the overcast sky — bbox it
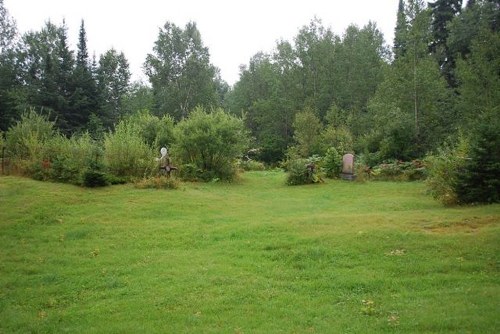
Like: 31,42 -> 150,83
5,0 -> 400,85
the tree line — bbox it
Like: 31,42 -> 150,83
1,0 -> 499,166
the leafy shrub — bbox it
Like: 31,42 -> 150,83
286,156 -> 324,186
104,118 -> 156,179
128,110 -> 176,149
174,107 -> 249,182
293,109 -> 323,157
425,137 -> 469,205
41,133 -> 99,185
5,110 -> 56,170
323,147 -> 342,178
371,160 -> 426,181
239,159 -> 266,171
320,126 -> 353,156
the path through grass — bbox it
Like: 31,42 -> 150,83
1,172 -> 499,333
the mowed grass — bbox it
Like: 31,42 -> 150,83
0,171 -> 499,333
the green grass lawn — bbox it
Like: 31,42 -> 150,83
1,171 -> 499,333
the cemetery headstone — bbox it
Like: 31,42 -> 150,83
341,153 -> 356,181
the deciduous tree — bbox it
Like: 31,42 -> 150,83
144,22 -> 219,120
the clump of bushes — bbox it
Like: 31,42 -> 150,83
426,112 -> 500,205
285,155 -> 324,186
322,147 -> 343,178
239,159 -> 266,171
425,137 -> 469,205
174,107 -> 249,182
103,118 -> 156,179
370,160 -> 426,181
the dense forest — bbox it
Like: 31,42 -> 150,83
0,0 -> 499,202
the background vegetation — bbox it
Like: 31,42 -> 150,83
1,0 -> 499,201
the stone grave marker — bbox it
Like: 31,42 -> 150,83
341,153 -> 356,180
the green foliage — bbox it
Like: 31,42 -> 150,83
455,26 -> 500,130
144,21 -> 220,120
292,108 -> 323,157
5,109 -> 56,160
226,19 -> 387,162
127,110 -> 175,149
174,107 -> 249,182
455,112 -> 500,204
368,1 -> 453,160
96,48 -> 131,128
82,160 -> 109,188
322,147 -> 342,178
425,136 -> 469,205
320,125 -> 353,155
18,132 -> 101,185
239,159 -> 266,171
286,155 -> 324,186
371,160 -> 427,181
103,118 -> 155,179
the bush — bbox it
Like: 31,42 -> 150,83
286,156 -> 324,186
82,160 -> 110,187
425,137 -> 469,205
320,126 -> 353,156
5,110 -> 56,159
371,160 -> 426,181
128,110 -> 176,149
174,107 -> 249,182
323,147 -> 342,178
239,159 -> 266,171
104,118 -> 156,179
82,170 -> 109,187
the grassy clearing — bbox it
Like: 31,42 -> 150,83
0,171 -> 499,333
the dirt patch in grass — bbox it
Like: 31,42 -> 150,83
420,216 -> 499,234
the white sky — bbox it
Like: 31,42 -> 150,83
4,0 -> 399,85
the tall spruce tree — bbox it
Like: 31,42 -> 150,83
97,49 -> 131,128
17,21 -> 74,129
394,0 -> 409,60
429,0 -> 463,87
69,19 -> 98,133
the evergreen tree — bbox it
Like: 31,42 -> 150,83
97,49 -> 131,128
429,0 -> 463,87
455,112 -> 500,203
69,19 -> 98,134
17,21 -> 74,129
455,25 -> 500,129
367,0 -> 452,159
394,0 -> 409,59
76,20 -> 89,68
